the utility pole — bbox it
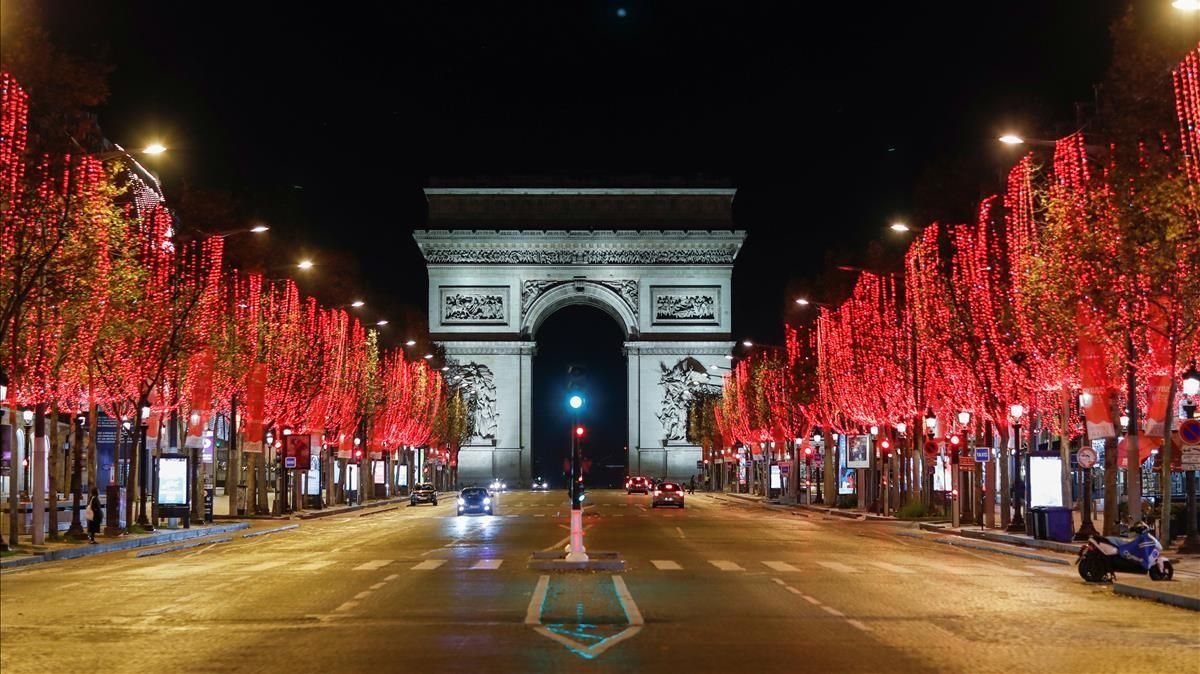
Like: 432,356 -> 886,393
566,367 -> 588,563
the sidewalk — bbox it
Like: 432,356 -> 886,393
0,521 -> 251,570
715,491 -> 899,521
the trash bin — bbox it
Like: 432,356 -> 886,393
1030,507 -> 1049,540
1042,506 -> 1075,542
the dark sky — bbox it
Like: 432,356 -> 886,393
34,0 -> 1126,345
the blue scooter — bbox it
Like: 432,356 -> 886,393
1077,522 -> 1174,583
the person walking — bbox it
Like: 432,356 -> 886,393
688,477 -> 696,495
85,487 -> 103,544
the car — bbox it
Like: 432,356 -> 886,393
651,481 -> 685,508
409,483 -> 437,506
531,477 -> 550,491
627,476 -> 650,494
457,487 -> 494,516
488,478 -> 507,494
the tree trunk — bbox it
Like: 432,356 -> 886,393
68,412 -> 84,538
1125,340 -> 1142,525
999,424 -> 1011,529
87,402 -> 97,497
47,405 -> 60,540
1103,391 -> 1120,535
985,420 -> 996,528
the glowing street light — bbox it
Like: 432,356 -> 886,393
1173,0 -> 1200,11
890,222 -> 911,232
350,300 -> 365,308
568,394 -> 584,410
742,340 -> 753,348
1010,403 -> 1025,420
297,259 -> 314,270
405,339 -> 417,347
957,410 -> 972,426
998,134 -> 1025,145
143,142 -> 167,155
376,319 -> 388,326
423,353 -> 433,360
1182,361 -> 1200,396
249,225 -> 270,233
794,298 -> 810,306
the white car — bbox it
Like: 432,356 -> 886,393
488,479 -> 507,495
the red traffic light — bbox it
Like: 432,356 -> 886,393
950,435 -> 961,447
354,449 -> 363,460
804,446 -> 813,456
575,425 -> 585,437
880,439 -> 891,451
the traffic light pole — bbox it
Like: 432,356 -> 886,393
566,402 -> 587,562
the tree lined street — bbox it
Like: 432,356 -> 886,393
2,489 -> 1194,673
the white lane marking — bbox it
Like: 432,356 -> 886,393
651,560 -> 682,570
353,559 -> 392,571
542,536 -> 570,552
334,601 -> 358,612
816,561 -> 859,574
612,575 -> 644,626
534,514 -> 546,517
298,560 -> 335,571
675,526 -> 685,538
525,575 -> 550,625
785,586 -> 803,595
385,574 -> 399,581
471,559 -> 503,570
821,606 -> 845,617
370,582 -> 386,590
709,560 -> 745,571
763,561 -> 800,572
771,577 -> 787,586
354,591 -> 371,600
442,538 -> 463,548
411,559 -> 445,571
869,561 -> 914,574
800,594 -> 821,605
847,619 -> 872,631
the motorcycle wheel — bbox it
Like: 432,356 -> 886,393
1149,560 -> 1174,581
1078,552 -> 1109,583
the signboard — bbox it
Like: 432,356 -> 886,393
1029,456 -> 1064,507
156,456 -> 189,506
1180,419 -> 1200,446
769,464 -> 782,489
284,456 -> 297,469
696,460 -> 704,470
846,435 -> 871,468
974,446 -> 991,463
1181,445 -> 1200,472
1077,446 -> 1097,469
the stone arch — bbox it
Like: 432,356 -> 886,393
520,281 -> 639,340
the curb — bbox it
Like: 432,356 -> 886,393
1,522 -> 251,570
296,497 -> 408,520
1112,581 -> 1200,611
135,536 -> 233,558
897,531 -> 1071,565
242,524 -> 299,538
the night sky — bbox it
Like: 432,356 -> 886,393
18,1 -> 1131,475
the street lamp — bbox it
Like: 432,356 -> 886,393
405,339 -> 417,347
924,408 -> 937,434
565,387 -> 588,562
423,353 -> 433,360
350,300 -> 365,308
957,411 -> 971,426
1007,403 -> 1026,533
296,259 -> 314,270
1183,361 -> 1200,398
376,320 -> 389,326
1174,0 -> 1200,10
998,134 -> 1025,145
143,142 -> 167,155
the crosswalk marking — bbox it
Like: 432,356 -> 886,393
353,560 -> 393,571
816,561 -> 859,574
869,561 -> 914,574
709,560 -> 745,571
651,560 -> 682,570
470,559 -> 503,570
297,560 -> 335,572
762,561 -> 800,572
411,560 -> 445,571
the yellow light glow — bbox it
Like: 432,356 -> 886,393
143,143 -> 167,155
297,260 -> 314,270
998,134 -> 1025,145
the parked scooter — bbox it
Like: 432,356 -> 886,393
1076,521 -> 1174,583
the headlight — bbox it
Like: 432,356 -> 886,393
483,497 -> 491,505
457,498 -> 465,506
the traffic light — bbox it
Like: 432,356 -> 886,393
353,448 -> 363,464
804,446 -> 813,457
949,434 -> 961,447
880,439 -> 891,454
575,425 -> 585,437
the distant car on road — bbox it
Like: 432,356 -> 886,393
651,481 -> 685,508
627,476 -> 650,494
531,477 -> 550,491
457,487 -> 494,516
409,483 -> 437,506
488,478 -> 507,495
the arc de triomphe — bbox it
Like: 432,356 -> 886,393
415,187 -> 744,486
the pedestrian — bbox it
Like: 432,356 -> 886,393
688,477 -> 695,494
85,487 -> 103,543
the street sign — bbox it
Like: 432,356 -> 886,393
284,455 -> 297,469
696,460 -> 704,470
1182,445 -> 1200,472
1077,446 -> 1097,469
1180,419 -> 1200,446
974,447 -> 991,463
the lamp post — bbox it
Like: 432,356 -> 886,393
136,403 -> 153,530
1178,363 -> 1200,553
1007,404 -> 1026,533
0,368 -> 10,551
924,408 -> 937,508
957,410 -> 972,525
1075,393 -> 1100,541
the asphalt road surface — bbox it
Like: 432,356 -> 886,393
1,489 -> 1195,673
